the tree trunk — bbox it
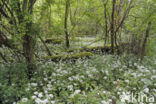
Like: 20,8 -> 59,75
140,21 -> 151,60
104,1 -> 108,46
23,31 -> 36,78
39,36 -> 52,56
22,0 -> 37,78
65,0 -> 70,48
110,0 -> 116,53
49,6 -> 52,28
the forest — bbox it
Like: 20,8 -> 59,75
0,0 -> 156,104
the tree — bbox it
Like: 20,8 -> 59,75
110,0 -> 116,53
103,0 -> 108,46
65,0 -> 70,48
0,0 -> 37,78
141,21 -> 151,60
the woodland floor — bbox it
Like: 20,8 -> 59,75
0,36 -> 156,104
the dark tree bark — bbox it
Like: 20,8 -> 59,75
110,0 -> 116,53
65,0 -> 70,48
23,31 -> 36,78
140,21 -> 151,60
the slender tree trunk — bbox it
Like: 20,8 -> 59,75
39,36 -> 52,56
110,0 -> 116,53
65,0 -> 70,48
104,1 -> 108,46
49,6 -> 52,28
140,21 -> 151,60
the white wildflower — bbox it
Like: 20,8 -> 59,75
120,92 -> 131,102
131,73 -> 137,77
113,81 -> 117,84
22,98 -> 28,102
101,100 -> 109,104
44,90 -> 48,94
34,91 -> 38,95
151,75 -> 156,80
109,99 -> 112,102
35,98 -> 42,104
44,78 -> 48,81
47,84 -> 52,88
71,90 -> 81,97
26,88 -> 30,91
125,80 -> 130,84
105,70 -> 109,75
144,88 -> 149,93
38,92 -> 43,98
134,63 -> 137,66
51,101 -> 55,104
49,94 -> 54,98
103,91 -> 106,94
74,90 -> 81,94
68,77 -> 73,81
67,85 -> 73,91
117,92 -> 121,95
32,96 -> 37,99
104,76 -> 107,79
31,83 -> 37,87
42,99 -> 48,104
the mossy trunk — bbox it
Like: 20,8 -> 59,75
22,0 -> 37,78
23,33 -> 36,78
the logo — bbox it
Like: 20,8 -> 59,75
120,92 -> 155,103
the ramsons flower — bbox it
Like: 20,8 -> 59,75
31,83 -> 37,87
38,92 -> 43,98
101,100 -> 109,104
22,98 -> 28,102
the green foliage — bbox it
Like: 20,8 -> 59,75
0,63 -> 28,104
146,37 -> 156,57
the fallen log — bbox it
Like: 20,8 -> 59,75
60,45 -> 112,54
54,43 -> 130,55
43,52 -> 94,62
45,38 -> 63,44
